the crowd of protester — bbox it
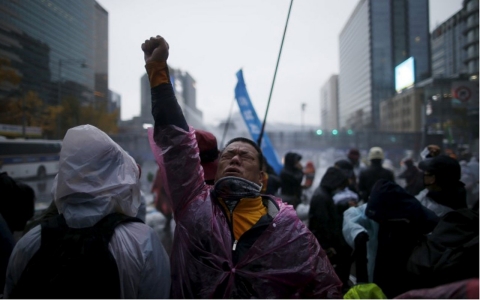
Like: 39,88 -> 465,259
0,34 -> 477,299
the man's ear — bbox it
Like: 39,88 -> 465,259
258,170 -> 265,185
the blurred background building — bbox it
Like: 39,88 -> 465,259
0,0 -> 478,162
0,0 -> 119,139
319,0 -> 479,156
320,75 -> 339,131
338,0 -> 430,131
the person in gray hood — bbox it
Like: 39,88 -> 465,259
4,125 -> 170,299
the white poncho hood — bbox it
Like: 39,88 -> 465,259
52,125 -> 140,228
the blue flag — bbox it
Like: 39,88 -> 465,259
234,69 -> 283,175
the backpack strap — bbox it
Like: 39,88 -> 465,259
93,213 -> 144,245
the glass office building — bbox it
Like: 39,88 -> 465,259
431,11 -> 467,78
0,0 -> 99,107
94,1 -> 108,102
339,0 -> 430,130
463,0 -> 479,77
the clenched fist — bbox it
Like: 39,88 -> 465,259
141,35 -> 169,64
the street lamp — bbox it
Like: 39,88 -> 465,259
301,103 -> 306,132
57,58 -> 87,139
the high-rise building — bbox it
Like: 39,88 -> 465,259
140,68 -> 203,128
320,75 -> 339,131
338,0 -> 430,130
430,0 -> 479,78
0,0 -> 98,102
174,70 -> 203,126
140,73 -> 150,123
107,89 -> 121,115
463,0 -> 479,77
0,0 -> 109,137
94,2 -> 108,103
431,9 -> 469,79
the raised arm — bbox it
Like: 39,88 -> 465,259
142,36 -> 205,215
142,36 -> 188,131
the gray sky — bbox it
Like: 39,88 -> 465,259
96,0 -> 463,127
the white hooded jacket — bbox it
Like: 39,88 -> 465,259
4,125 -> 170,298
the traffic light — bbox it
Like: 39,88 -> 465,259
332,129 -> 338,135
347,129 -> 353,135
316,129 -> 323,135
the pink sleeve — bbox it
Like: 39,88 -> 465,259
148,126 -> 206,215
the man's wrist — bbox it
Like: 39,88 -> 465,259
145,61 -> 170,88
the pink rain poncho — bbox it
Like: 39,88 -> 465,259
149,125 -> 342,298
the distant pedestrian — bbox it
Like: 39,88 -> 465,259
335,159 -> 359,195
398,158 -> 423,196
261,157 -> 281,196
347,148 -> 366,180
280,152 -> 304,209
358,147 -> 395,203
418,155 -> 467,217
309,167 -> 355,292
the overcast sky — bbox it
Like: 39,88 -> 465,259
96,0 -> 464,127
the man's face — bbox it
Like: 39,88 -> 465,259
215,141 -> 264,185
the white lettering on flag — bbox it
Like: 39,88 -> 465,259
238,97 -> 249,107
248,123 -> 261,134
243,110 -> 254,121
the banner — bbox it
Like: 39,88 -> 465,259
234,69 -> 283,175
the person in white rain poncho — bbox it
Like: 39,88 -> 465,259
4,125 -> 170,299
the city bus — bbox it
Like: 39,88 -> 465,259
0,137 -> 62,179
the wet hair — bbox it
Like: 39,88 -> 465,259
224,137 -> 263,170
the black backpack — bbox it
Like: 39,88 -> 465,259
10,213 -> 143,299
407,208 -> 479,289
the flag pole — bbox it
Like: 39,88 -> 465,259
257,0 -> 294,147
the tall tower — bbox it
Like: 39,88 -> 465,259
320,75 -> 339,131
463,0 -> 479,77
338,0 -> 430,130
140,73 -> 151,123
94,2 -> 109,103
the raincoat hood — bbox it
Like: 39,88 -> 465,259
284,152 -> 302,170
52,125 -> 140,228
320,167 -> 348,192
366,179 -> 438,232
